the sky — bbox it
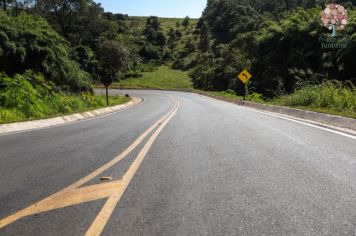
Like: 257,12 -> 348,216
94,0 -> 207,18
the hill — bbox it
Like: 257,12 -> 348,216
121,66 -> 193,90
127,16 -> 198,33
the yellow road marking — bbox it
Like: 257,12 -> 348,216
0,95 -> 180,233
86,98 -> 180,236
0,180 -> 122,224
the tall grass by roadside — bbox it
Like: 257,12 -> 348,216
0,72 -> 130,124
196,81 -> 356,118
271,81 -> 356,117
0,94 -> 129,124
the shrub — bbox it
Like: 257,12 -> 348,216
226,89 -> 237,95
0,72 -> 128,123
273,80 -> 356,112
0,12 -> 91,92
247,93 -> 264,103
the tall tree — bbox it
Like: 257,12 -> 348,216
96,40 -> 128,105
34,0 -> 106,45
198,22 -> 210,52
143,16 -> 166,46
182,16 -> 190,28
167,29 -> 181,55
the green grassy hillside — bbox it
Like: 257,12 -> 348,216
127,16 -> 198,33
120,66 -> 193,90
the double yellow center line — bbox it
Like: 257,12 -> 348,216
0,94 -> 180,236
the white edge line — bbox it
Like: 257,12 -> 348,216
196,94 -> 356,140
0,98 -> 147,137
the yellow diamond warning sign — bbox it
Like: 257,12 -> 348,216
238,69 -> 252,84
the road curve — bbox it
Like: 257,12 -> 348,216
0,90 -> 356,236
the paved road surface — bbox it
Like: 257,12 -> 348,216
1,90 -> 356,236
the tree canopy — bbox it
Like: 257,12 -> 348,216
186,0 -> 356,97
0,12 -> 91,91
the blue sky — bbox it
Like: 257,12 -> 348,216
94,0 -> 207,18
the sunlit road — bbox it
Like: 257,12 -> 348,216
1,90 -> 356,236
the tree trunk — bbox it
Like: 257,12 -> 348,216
2,0 -> 6,11
15,0 -> 19,16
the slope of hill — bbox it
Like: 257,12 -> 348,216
127,16 -> 198,33
120,66 -> 193,90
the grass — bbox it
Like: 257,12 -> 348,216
209,91 -> 244,100
197,91 -> 244,100
120,66 -> 193,90
284,106 -> 356,119
199,81 -> 356,119
0,94 -> 130,124
195,90 -> 263,102
127,16 -> 198,34
270,81 -> 356,119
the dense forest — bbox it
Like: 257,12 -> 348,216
1,1 -> 130,92
0,0 -> 355,100
183,0 -> 356,97
0,0 -> 159,122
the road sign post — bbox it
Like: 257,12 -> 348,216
243,83 -> 249,101
238,69 -> 252,101
105,85 -> 109,106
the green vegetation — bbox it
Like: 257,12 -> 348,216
127,16 -> 198,34
198,81 -> 356,119
120,66 -> 193,90
0,72 -> 129,124
0,12 -> 91,92
0,1 -> 199,90
196,90 -> 264,103
271,81 -> 356,118
0,1 -> 137,124
0,0 -> 355,122
208,91 -> 243,100
184,1 -> 356,98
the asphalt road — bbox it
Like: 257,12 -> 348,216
1,90 -> 356,236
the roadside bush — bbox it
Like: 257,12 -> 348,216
0,12 -> 91,92
172,59 -> 185,70
225,89 -> 237,95
0,72 -> 44,115
0,72 -> 128,123
247,93 -> 264,103
139,44 -> 161,61
273,81 -> 356,112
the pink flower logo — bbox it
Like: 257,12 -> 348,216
321,4 -> 348,36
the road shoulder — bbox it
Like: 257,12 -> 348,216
195,92 -> 356,135
0,97 -> 142,135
